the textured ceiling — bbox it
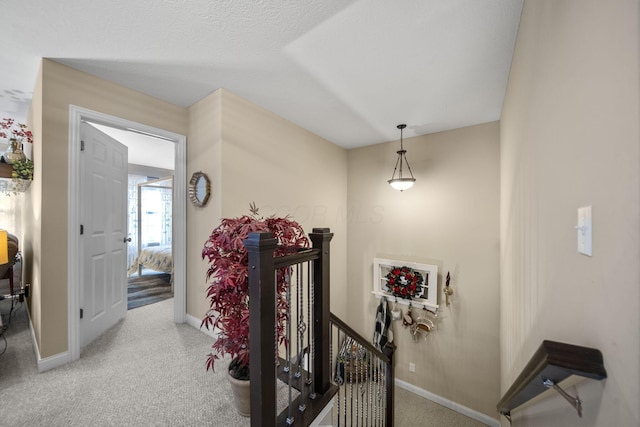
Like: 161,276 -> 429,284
1,0 -> 523,149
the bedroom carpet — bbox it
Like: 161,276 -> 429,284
127,273 -> 173,310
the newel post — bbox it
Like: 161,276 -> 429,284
244,232 -> 278,427
309,227 -> 333,396
384,342 -> 396,426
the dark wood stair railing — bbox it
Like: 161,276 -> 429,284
244,228 -> 395,426
329,312 -> 396,426
497,340 -> 607,423
245,228 -> 335,427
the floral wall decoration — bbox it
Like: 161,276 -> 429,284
385,266 -> 425,300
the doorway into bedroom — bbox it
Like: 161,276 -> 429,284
89,123 -> 175,311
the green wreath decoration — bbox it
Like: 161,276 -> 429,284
385,266 -> 424,299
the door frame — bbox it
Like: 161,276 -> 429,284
68,105 -> 187,362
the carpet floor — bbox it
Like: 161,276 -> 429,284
0,298 -> 254,426
0,298 -> 490,426
127,273 -> 173,310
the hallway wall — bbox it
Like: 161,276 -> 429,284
187,89 -> 349,321
500,0 -> 639,424
32,59 -> 188,358
347,122 -> 501,417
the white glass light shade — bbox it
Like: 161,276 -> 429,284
388,124 -> 416,192
388,178 -> 415,191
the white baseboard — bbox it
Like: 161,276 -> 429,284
24,307 -> 213,372
185,312 -> 217,338
37,350 -> 70,372
26,304 -> 70,372
395,379 -> 501,427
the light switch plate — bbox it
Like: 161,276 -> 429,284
577,206 -> 592,256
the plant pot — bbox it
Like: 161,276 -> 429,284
227,369 -> 250,417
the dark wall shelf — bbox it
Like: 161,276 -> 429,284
0,163 -> 13,178
497,340 -> 607,420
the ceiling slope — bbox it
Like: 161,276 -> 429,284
1,0 -> 523,148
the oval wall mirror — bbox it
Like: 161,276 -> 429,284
188,171 -> 211,207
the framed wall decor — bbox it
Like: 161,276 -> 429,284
188,171 -> 210,207
372,257 -> 439,311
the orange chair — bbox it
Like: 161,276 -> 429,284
0,232 -> 19,295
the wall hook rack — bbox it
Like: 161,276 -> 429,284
422,304 -> 437,316
372,258 -> 439,312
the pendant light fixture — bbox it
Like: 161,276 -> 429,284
388,124 -> 416,191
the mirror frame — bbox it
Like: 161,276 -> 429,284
188,171 -> 211,207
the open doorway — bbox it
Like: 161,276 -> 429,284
126,176 -> 174,309
89,123 -> 176,311
68,105 -> 187,363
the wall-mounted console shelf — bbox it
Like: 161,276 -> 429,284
0,178 -> 31,194
497,340 -> 606,423
0,163 -> 31,194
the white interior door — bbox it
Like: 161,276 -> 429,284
80,122 -> 128,348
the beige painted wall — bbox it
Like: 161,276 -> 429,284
187,89 -> 349,321
33,59 -> 188,358
24,64 -> 42,300
500,0 -> 639,425
186,90 -> 222,318
29,61 -> 347,359
19,62 -> 43,348
347,122 -> 501,416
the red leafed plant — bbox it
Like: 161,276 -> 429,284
201,202 -> 309,380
